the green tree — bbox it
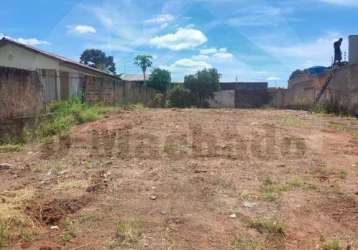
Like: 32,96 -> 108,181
184,68 -> 221,107
80,49 -> 116,74
148,68 -> 171,93
168,86 -> 194,108
134,55 -> 153,83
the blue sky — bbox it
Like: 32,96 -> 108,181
1,0 -> 357,86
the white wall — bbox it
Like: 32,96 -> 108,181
0,43 -> 93,101
0,43 -> 60,71
209,90 -> 236,108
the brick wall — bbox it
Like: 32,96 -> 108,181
0,66 -> 44,119
84,77 -> 157,105
270,64 -> 358,115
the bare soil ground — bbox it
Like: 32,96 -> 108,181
0,108 -> 357,250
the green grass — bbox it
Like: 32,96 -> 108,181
322,240 -> 342,250
261,177 -> 308,201
28,98 -> 115,140
0,144 -> 23,153
339,170 -> 348,179
60,232 -> 74,242
0,221 -> 9,247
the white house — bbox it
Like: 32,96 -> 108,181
0,37 -> 119,103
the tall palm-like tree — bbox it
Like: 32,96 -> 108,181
134,55 -> 153,84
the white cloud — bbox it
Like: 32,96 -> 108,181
69,25 -> 96,34
200,48 -> 218,55
145,14 -> 174,25
150,28 -> 208,50
15,38 -> 50,46
198,47 -> 233,60
267,76 -> 281,81
164,58 -> 212,73
200,48 -> 227,54
213,52 -> 234,59
320,0 -> 358,6
192,54 -> 210,61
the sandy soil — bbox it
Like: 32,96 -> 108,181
0,108 -> 357,250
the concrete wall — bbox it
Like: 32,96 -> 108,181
84,78 -> 157,105
0,67 -> 44,119
270,64 -> 358,115
236,89 -> 268,108
319,64 -> 358,114
0,43 -> 60,71
0,67 -> 44,140
209,90 -> 236,108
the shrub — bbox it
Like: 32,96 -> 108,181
168,86 -> 194,108
28,98 -> 114,140
149,93 -> 166,108
184,68 -> 220,107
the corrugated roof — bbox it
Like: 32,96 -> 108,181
120,74 -> 151,81
0,37 -> 119,79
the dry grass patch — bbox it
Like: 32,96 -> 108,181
322,239 -> 342,250
0,188 -> 38,247
279,114 -> 304,127
53,179 -> 89,191
112,220 -> 143,248
233,235 -> 264,250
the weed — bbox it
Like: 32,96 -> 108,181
0,144 -> 23,153
339,170 -> 347,179
115,220 -> 142,246
233,235 -> 263,250
60,232 -> 74,242
279,114 -> 304,127
260,177 -> 306,201
322,239 -> 342,250
351,130 -> 358,138
19,228 -> 35,241
78,213 -> 98,224
28,98 -> 115,140
311,104 -> 331,114
0,221 -> 9,247
54,179 -> 89,191
248,218 -> 285,237
328,122 -> 347,132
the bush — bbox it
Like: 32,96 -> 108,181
28,98 -> 114,140
149,93 -> 166,108
168,86 -> 194,108
184,68 -> 220,107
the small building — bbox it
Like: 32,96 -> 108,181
0,37 -> 120,103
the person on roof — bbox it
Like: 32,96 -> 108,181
334,38 -> 343,65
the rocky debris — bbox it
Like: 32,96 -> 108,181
150,195 -> 158,200
0,163 -> 13,171
86,170 -> 111,193
243,202 -> 257,208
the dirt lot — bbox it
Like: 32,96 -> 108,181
0,108 -> 357,250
